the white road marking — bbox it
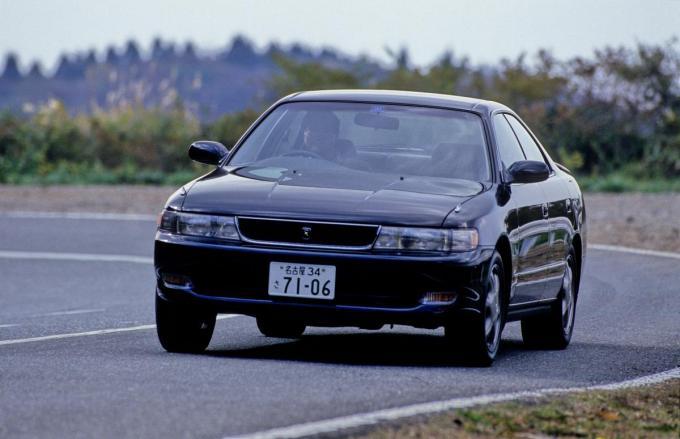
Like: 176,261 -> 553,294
2,211 -> 679,260
0,324 -> 156,346
0,314 -> 238,347
35,308 -> 106,317
226,367 -> 680,439
589,243 -> 680,260
0,211 -> 156,221
0,244 -> 677,268
0,250 -> 153,264
0,323 -> 20,328
0,222 -> 676,436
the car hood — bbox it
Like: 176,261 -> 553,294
181,166 -> 483,226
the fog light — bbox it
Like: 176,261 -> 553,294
422,292 -> 457,304
161,273 -> 192,290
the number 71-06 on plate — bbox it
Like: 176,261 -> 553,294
268,262 -> 336,300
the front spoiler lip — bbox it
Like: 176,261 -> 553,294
156,286 -> 480,330
157,286 -> 454,315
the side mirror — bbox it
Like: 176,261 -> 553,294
188,140 -> 229,165
507,160 -> 550,184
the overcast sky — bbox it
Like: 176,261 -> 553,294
1,0 -> 677,70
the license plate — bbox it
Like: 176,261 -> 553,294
268,262 -> 336,300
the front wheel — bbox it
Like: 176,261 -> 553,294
521,250 -> 577,349
445,251 -> 505,366
155,294 -> 216,353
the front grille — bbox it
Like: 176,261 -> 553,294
236,217 -> 379,249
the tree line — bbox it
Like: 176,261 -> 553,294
0,39 -> 677,188
269,41 -> 679,180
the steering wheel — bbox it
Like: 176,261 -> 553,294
281,150 -> 324,160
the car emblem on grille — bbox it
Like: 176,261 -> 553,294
301,226 -> 312,241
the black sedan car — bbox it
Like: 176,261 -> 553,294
155,90 -> 586,365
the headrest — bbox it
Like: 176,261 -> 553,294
301,111 -> 340,134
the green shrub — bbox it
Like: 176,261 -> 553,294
0,40 -> 678,190
579,173 -> 680,192
0,101 -> 257,185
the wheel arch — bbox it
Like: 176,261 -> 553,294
495,234 -> 513,312
571,233 -> 583,296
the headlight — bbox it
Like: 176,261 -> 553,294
373,227 -> 478,252
158,210 -> 240,241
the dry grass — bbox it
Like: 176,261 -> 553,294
355,379 -> 680,439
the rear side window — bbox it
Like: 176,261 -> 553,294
504,115 -> 546,163
493,114 -> 525,169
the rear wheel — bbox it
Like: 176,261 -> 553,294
256,316 -> 306,338
445,251 -> 505,366
155,294 -> 216,353
521,250 -> 577,349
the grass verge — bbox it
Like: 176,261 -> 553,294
3,163 -> 202,186
354,379 -> 679,438
3,166 -> 680,193
578,174 -> 680,193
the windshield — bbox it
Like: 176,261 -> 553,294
228,102 -> 490,183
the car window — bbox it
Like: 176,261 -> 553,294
228,102 -> 491,182
493,114 -> 525,169
504,115 -> 546,163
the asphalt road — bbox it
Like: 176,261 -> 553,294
0,216 -> 678,439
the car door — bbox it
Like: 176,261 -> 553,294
492,113 -> 551,305
505,114 -> 568,300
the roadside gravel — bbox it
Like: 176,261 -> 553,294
1,185 -> 678,252
0,185 -> 174,215
586,193 -> 679,252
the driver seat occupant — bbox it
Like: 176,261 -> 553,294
300,111 -> 356,161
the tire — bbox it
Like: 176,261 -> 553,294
256,316 -> 306,338
445,250 -> 505,366
155,294 -> 216,353
521,249 -> 577,349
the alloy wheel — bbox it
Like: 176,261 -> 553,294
484,266 -> 502,353
561,259 -> 575,334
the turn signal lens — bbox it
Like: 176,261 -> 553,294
422,292 -> 457,304
161,273 -> 192,289
450,229 -> 479,251
158,210 -> 178,231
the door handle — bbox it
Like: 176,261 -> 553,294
541,203 -> 549,218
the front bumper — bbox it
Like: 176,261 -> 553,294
154,232 -> 494,329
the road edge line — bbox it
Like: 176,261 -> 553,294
0,250 -> 153,264
0,211 -> 156,221
226,367 -> 680,439
2,212 -> 679,260
589,243 -> 680,260
0,315 -> 238,347
0,244 -> 678,267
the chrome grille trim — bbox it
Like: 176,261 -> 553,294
235,216 -> 381,250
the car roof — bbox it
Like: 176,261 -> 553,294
283,89 -> 510,115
